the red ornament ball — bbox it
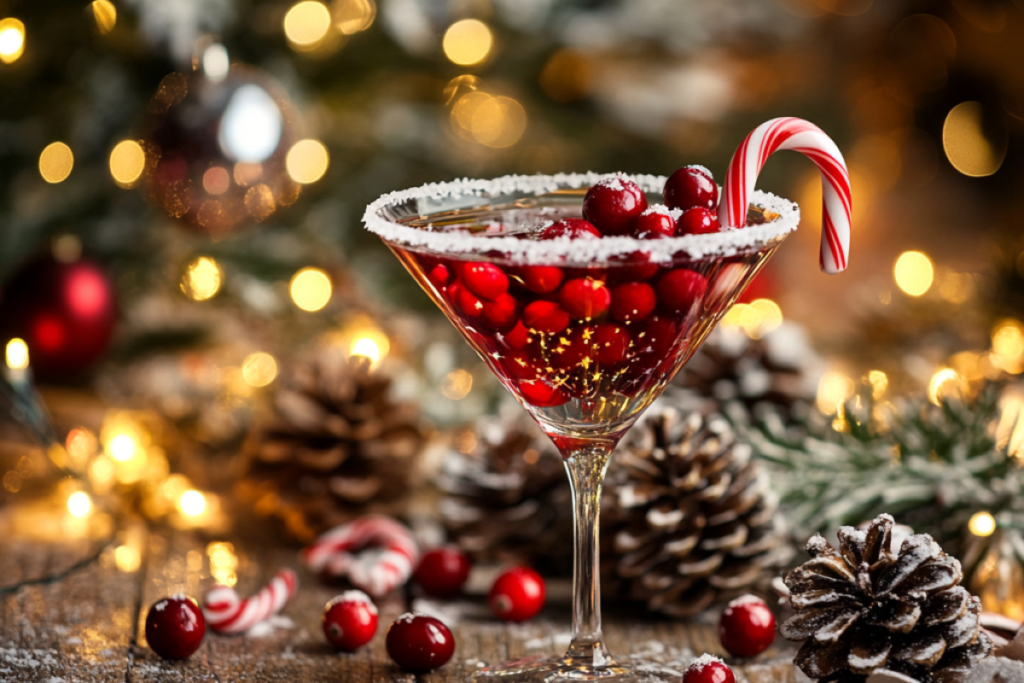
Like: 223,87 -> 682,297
488,567 -> 545,622
414,546 -> 471,598
718,595 -> 776,658
0,254 -> 117,379
145,596 -> 206,660
664,166 -> 718,212
583,176 -> 648,235
323,591 -> 379,651
683,655 -> 735,683
386,613 -> 455,672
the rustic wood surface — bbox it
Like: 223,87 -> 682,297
0,526 -> 807,682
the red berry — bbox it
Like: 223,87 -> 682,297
614,252 -> 660,281
550,326 -> 591,370
323,591 -> 378,651
664,166 -> 718,212
676,207 -> 721,236
504,351 -> 542,380
541,218 -> 602,240
632,210 -> 676,238
517,379 -> 569,408
427,264 -> 451,289
386,613 -> 455,672
592,324 -> 630,366
583,176 -> 648,235
503,321 -> 532,350
718,595 -> 776,658
523,300 -> 570,334
448,283 -> 484,319
559,278 -> 611,320
462,263 -> 509,300
488,567 -> 546,622
636,316 -> 678,358
519,265 -> 564,293
145,596 -> 205,660
610,282 -> 656,323
481,293 -> 520,332
683,655 -> 736,683
414,547 -> 471,598
657,269 -> 708,313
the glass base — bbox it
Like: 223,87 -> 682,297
472,655 -> 685,683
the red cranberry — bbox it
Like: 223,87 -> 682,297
519,265 -> 564,293
323,591 -> 378,652
664,166 -> 718,212
550,327 -> 591,370
386,613 -> 455,672
676,207 -> 721,236
448,283 -> 484,319
462,263 -> 509,300
414,547 -> 471,598
523,300 -> 570,334
145,596 -> 205,660
719,595 -> 776,658
657,269 -> 707,313
505,351 -> 542,380
610,282 -> 656,323
683,656 -> 735,683
637,316 -> 678,358
615,252 -> 660,281
583,176 -> 648,236
592,324 -> 630,366
481,293 -> 520,332
559,278 -> 611,321
427,264 -> 451,289
517,379 -> 568,408
489,567 -> 546,622
540,219 -> 601,240
503,321 -> 532,350
632,210 -> 676,238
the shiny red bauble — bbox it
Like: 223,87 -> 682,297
683,656 -> 735,683
718,596 -> 776,658
488,567 -> 546,622
676,207 -> 721,236
664,166 -> 718,212
583,177 -> 648,235
385,613 -> 455,672
322,591 -> 379,651
541,219 -> 602,240
145,596 -> 206,660
0,255 -> 117,379
414,547 -> 472,598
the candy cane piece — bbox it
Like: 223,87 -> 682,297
719,117 -> 852,274
203,568 -> 297,634
302,515 -> 420,597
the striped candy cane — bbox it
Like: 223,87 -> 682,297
302,515 -> 420,598
203,568 -> 297,634
719,117 -> 852,274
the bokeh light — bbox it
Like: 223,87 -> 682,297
202,43 -> 230,82
284,1 -> 332,51
290,267 -> 332,312
334,0 -> 376,34
39,142 -> 74,183
0,18 -> 25,64
178,490 -> 207,517
816,371 -> 855,414
739,299 -> 783,339
114,545 -> 141,572
540,50 -> 592,103
207,542 -> 239,586
968,511 -> 996,537
181,257 -> 223,301
109,140 -> 146,188
242,352 -> 278,387
203,167 -> 231,195
442,19 -> 493,66
5,338 -> 29,370
928,368 -> 962,405
894,251 -> 934,297
91,1 -> 116,35
867,370 -> 888,399
451,92 -> 528,148
67,491 -> 92,518
991,319 -> 1024,374
943,101 -> 1007,177
286,139 -> 329,184
442,368 -> 473,400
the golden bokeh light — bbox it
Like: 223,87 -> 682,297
451,92 -> 528,148
5,338 -> 29,370
349,330 -> 390,369
39,142 -> 74,183
178,490 -> 207,517
0,18 -> 25,64
284,1 -> 333,51
928,367 -> 962,405
442,368 -> 473,400
208,542 -> 239,587
290,267 -> 332,312
720,304 -> 747,330
943,101 -> 1007,177
89,455 -> 115,492
242,352 -> 278,387
991,319 -> 1024,374
867,370 -> 888,400
739,299 -> 783,339
107,433 -> 137,462
203,166 -> 231,195
91,0 -> 116,35
968,511 -> 996,537
286,139 -> 330,184
114,545 -> 141,572
67,491 -> 92,518
894,251 -> 934,297
181,256 -> 223,301
540,49 -> 592,103
442,19 -> 493,67
109,140 -> 146,188
334,0 -> 376,34
998,394 -> 1024,459
816,371 -> 855,414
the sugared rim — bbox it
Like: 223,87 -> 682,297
361,172 -> 800,264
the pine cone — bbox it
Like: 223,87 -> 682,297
437,411 -> 573,574
602,401 -> 788,617
242,349 -> 428,542
781,514 -> 992,683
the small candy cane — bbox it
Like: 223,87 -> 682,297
203,568 -> 297,634
303,515 -> 420,597
719,117 -> 852,274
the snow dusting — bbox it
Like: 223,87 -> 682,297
688,653 -> 724,671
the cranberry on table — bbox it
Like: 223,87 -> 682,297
718,595 -> 776,658
322,591 -> 378,652
145,596 -> 206,660
386,613 -> 455,672
540,218 -> 602,240
657,269 -> 708,313
488,567 -> 546,622
559,278 -> 611,321
414,546 -> 471,598
583,176 -> 648,235
683,655 -> 735,683
631,209 -> 677,239
664,166 -> 718,212
676,207 -> 721,236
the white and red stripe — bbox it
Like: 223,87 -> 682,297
302,515 -> 420,598
203,568 -> 297,634
719,117 -> 852,274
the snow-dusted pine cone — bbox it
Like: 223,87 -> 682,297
781,514 -> 992,683
602,402 -> 789,616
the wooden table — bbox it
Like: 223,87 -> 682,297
0,526 -> 807,682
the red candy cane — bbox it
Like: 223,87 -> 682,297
719,117 -> 852,274
203,568 -> 297,634
302,515 -> 420,597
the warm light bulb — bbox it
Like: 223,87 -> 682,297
67,491 -> 92,518
0,18 -> 25,64
181,256 -> 223,301
969,511 -> 996,537
109,140 -> 146,188
284,1 -> 332,50
5,338 -> 29,370
286,139 -> 329,184
108,433 -> 137,462
242,352 -> 278,387
39,142 -> 74,183
442,19 -> 493,66
894,251 -> 934,297
290,267 -> 332,312
178,490 -> 207,517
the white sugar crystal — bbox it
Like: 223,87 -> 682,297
688,653 -> 724,671
806,534 -> 830,553
684,164 -> 714,178
328,590 -> 378,614
596,173 -> 627,191
727,594 -> 765,608
640,203 -> 683,220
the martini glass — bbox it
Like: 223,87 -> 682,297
364,173 -> 799,682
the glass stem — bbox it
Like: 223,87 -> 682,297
563,444 -> 614,668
